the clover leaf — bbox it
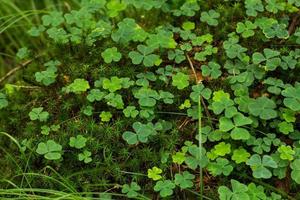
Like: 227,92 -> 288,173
247,183 -> 267,200
252,48 -> 281,71
200,9 -> 220,26
147,166 -> 162,181
69,135 -> 87,149
248,97 -> 277,120
291,159 -> 300,184
27,25 -> 45,37
122,122 -> 157,144
78,150 -> 92,163
100,111 -> 112,122
65,79 -> 90,94
35,65 -> 58,86
201,61 -> 222,79
122,182 -> 141,198
263,77 -> 285,95
278,121 -> 294,135
218,179 -> 250,200
104,93 -> 124,109
223,36 -> 248,60
277,145 -> 295,161
133,87 -> 160,107
146,29 -> 177,49
185,145 -> 208,170
236,20 -> 257,38
207,158 -> 233,176
174,171 -> 195,189
245,0 -> 264,16
106,0 -> 127,17
207,142 -> 231,160
29,107 -> 49,122
281,85 -> 300,111
102,76 -> 123,92
36,140 -> 62,160
263,23 -> 289,39
210,90 -> 235,116
42,11 -> 64,27
232,148 -> 251,164
101,47 -> 122,63
46,27 -> 69,44
172,152 -> 186,164
168,49 -> 185,64
246,154 -> 277,179
266,0 -> 285,13
87,89 -> 106,102
172,72 -> 189,90
129,45 -> 160,67
123,106 -> 139,118
0,93 -> 8,109
219,113 -> 253,140
16,47 -> 29,60
154,180 -> 175,197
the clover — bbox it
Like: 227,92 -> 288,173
291,159 -> 300,184
146,29 -> 177,49
265,0 -> 285,14
231,148 -> 251,164
236,20 -> 257,38
102,76 -> 123,92
190,84 -> 212,103
42,11 -> 64,27
78,150 -> 92,163
122,182 -> 141,198
185,145 -> 208,170
69,135 -> 87,149
29,107 -> 49,122
277,145 -> 295,161
129,45 -> 160,67
35,65 -> 58,86
207,158 -> 233,176
100,111 -> 112,122
245,0 -> 264,16
207,142 -> 231,160
278,121 -> 294,135
104,93 -> 124,109
246,154 -> 278,179
46,27 -> 69,44
147,166 -> 162,181
65,79 -> 90,94
218,179 -> 250,200
248,96 -> 277,120
123,106 -> 139,118
210,90 -> 235,116
122,122 -> 158,144
36,140 -> 62,160
87,89 -> 106,102
200,9 -> 220,26
172,72 -> 189,90
281,85 -> 300,111
174,171 -> 195,189
101,47 -> 122,63
219,113 -> 253,140
201,61 -> 222,79
154,180 -> 175,197
263,23 -> 289,39
133,87 -> 160,107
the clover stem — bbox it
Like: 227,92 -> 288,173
198,94 -> 203,200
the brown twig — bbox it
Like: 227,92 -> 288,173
185,53 -> 212,124
0,59 -> 33,85
288,10 -> 300,35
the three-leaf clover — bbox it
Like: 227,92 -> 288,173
277,145 -> 295,161
278,121 -> 294,135
281,85 -> 300,111
218,179 -> 250,200
207,158 -> 233,176
147,166 -> 162,181
78,150 -> 92,163
200,10 -> 220,26
245,0 -> 264,16
236,20 -> 257,38
201,61 -> 222,79
29,107 -> 49,122
133,87 -> 160,107
123,106 -> 139,118
87,89 -> 106,102
100,111 -> 112,122
129,45 -> 160,67
291,159 -> 300,184
246,154 -> 278,179
122,122 -> 157,144
36,140 -> 62,160
252,48 -> 281,71
263,23 -> 289,39
172,72 -> 189,90
210,90 -> 235,116
101,47 -> 122,63
122,182 -> 141,198
69,135 -> 87,149
102,76 -> 123,92
219,113 -> 253,140
154,180 -> 175,197
66,79 -> 90,94
174,171 -> 195,189
42,11 -> 64,27
248,97 -> 277,120
232,148 -> 251,164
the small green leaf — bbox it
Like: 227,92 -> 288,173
69,135 -> 87,149
148,166 -> 162,181
101,47 -> 122,63
172,72 -> 189,90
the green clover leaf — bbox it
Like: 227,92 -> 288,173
248,96 -> 277,120
36,140 -> 62,160
174,171 -> 195,189
277,145 -> 295,161
246,154 -> 277,179
200,9 -> 220,26
66,79 -> 90,94
266,0 -> 285,13
129,45 -> 160,67
102,76 -> 123,92
101,47 -> 122,63
42,11 -> 64,27
218,180 -> 250,200
123,106 -> 139,118
106,0 -> 127,18
154,180 -> 175,197
122,182 -> 141,198
104,93 -> 124,109
87,89 -> 106,102
291,159 -> 300,184
147,166 -> 162,181
78,150 -> 92,163
263,23 -> 289,39
29,107 -> 49,122
146,29 -> 177,49
281,85 -> 300,111
100,111 -> 112,122
232,148 -> 251,164
278,121 -> 294,135
46,27 -> 69,44
207,158 -> 233,176
201,61 -> 222,79
172,152 -> 186,164
185,145 -> 208,169
236,20 -> 257,38
122,122 -> 157,144
172,72 -> 189,90
245,0 -> 264,16
133,87 -> 160,107
252,48 -> 281,71
190,84 -> 212,102
69,135 -> 87,149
